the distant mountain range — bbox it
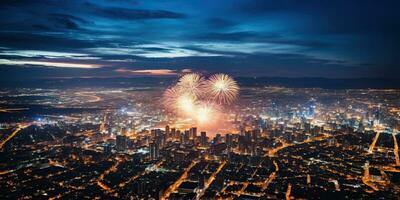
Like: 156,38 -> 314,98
0,77 -> 399,89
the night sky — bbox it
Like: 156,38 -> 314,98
0,0 -> 399,80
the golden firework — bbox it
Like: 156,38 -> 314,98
163,86 -> 197,114
195,102 -> 219,124
176,93 -> 197,113
206,73 -> 239,104
163,86 -> 179,110
176,73 -> 206,98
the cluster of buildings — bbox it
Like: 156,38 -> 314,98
0,87 -> 399,199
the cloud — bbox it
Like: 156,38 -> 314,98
0,32 -> 96,52
93,7 -> 185,20
0,59 -> 101,69
205,18 -> 236,28
115,68 -> 178,76
45,13 -> 90,30
234,0 -> 400,35
114,68 -> 195,76
195,31 -> 327,49
0,0 -> 398,79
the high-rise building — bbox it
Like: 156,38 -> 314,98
149,141 -> 159,160
226,134 -> 233,152
214,133 -> 221,144
251,129 -> 260,142
200,132 -> 207,147
238,135 -> 246,153
151,129 -> 157,138
251,142 -> 258,156
304,122 -> 311,132
189,127 -> 197,139
175,129 -> 181,140
103,143 -> 112,155
180,133 -> 184,144
165,125 -> 170,138
184,130 -> 190,144
161,132 -> 166,148
245,131 -> 251,142
116,135 -> 127,152
171,128 -> 176,139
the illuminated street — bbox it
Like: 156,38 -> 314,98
0,124 -> 30,149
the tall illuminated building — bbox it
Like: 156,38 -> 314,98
171,128 -> 176,139
184,130 -> 190,144
226,134 -> 233,152
149,141 -> 159,160
200,132 -> 207,147
165,125 -> 170,138
103,143 -> 112,155
189,127 -> 197,139
116,135 -> 127,152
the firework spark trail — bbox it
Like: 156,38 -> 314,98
206,73 -> 239,105
195,102 -> 221,124
163,86 -> 180,110
176,93 -> 197,113
176,73 -> 206,98
163,86 -> 197,113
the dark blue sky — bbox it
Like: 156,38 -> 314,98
0,0 -> 399,80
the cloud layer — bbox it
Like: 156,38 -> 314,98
0,0 -> 399,80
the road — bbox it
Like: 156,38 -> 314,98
75,92 -> 102,103
196,160 -> 226,199
368,131 -> 381,154
285,183 -> 292,200
362,162 -> 379,192
0,108 -> 29,113
267,133 -> 335,157
119,160 -> 164,188
0,123 -> 30,149
392,132 -> 399,166
97,158 -> 122,193
262,160 -> 278,190
161,159 -> 198,200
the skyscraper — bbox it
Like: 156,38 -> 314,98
165,125 -> 170,138
184,130 -> 190,144
116,135 -> 127,152
149,141 -> 159,160
200,132 -> 207,147
189,127 -> 197,139
103,143 -> 112,155
226,134 -> 233,152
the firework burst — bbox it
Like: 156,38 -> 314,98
163,72 -> 239,130
176,93 -> 197,113
195,102 -> 220,124
206,73 -> 239,104
163,86 -> 179,110
176,73 -> 206,98
163,86 -> 197,113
